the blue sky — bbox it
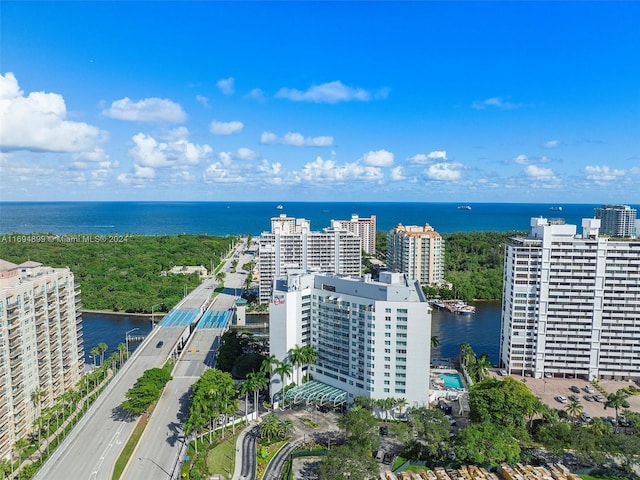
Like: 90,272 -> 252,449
1,1 -> 639,203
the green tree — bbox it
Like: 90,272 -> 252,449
318,443 -> 379,480
300,345 -> 318,383
604,389 -> 630,421
474,353 -> 492,381
430,336 -> 440,348
407,407 -> 451,458
469,377 -> 538,436
337,406 -> 378,448
566,401 -> 583,423
90,346 -> 100,367
454,422 -> 521,464
288,345 -> 305,385
273,360 -> 292,399
259,413 -> 281,443
98,342 -> 108,366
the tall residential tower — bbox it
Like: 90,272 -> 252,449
499,218 -> 640,380
386,223 -> 445,285
594,204 -> 637,237
258,215 -> 361,303
0,260 -> 84,459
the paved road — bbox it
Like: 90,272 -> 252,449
34,240 -> 249,480
239,425 -> 260,480
121,239 -> 252,479
32,325 -> 187,480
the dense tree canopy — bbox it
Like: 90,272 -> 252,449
121,365 -> 173,415
469,377 -> 539,434
2,234 -> 235,312
407,407 -> 452,458
454,422 -> 521,464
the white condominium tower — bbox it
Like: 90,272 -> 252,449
0,260 -> 84,459
594,204 -> 637,237
499,217 -> 640,380
258,215 -> 362,303
386,223 -> 445,285
269,271 -> 431,407
330,214 -> 377,254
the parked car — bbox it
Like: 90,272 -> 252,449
570,385 -> 580,393
594,394 -> 606,402
585,385 -> 595,394
604,416 -> 616,425
156,340 -> 164,348
445,415 -> 457,426
584,395 -> 594,402
499,370 -> 507,376
618,417 -> 632,427
569,394 -> 580,402
556,395 -> 568,404
581,412 -> 592,422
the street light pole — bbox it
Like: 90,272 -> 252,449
151,303 -> 162,327
125,328 -> 139,358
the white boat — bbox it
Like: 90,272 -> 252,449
457,205 -> 472,210
276,204 -> 283,210
549,206 -> 563,211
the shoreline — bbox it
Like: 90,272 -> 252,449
81,309 -> 164,318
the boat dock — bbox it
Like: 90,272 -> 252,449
431,300 -> 476,315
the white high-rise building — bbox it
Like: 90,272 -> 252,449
331,214 -> 377,255
386,224 -> 445,285
0,260 -> 84,459
258,215 -> 361,303
269,271 -> 431,408
594,204 -> 637,237
499,218 -> 640,380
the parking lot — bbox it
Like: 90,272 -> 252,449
499,372 -> 639,423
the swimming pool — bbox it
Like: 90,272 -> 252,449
439,372 -> 464,389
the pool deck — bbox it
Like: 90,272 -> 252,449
430,368 -> 468,402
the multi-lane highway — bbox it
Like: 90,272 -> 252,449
34,239 -> 252,480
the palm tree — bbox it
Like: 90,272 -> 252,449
246,371 -> 268,418
566,400 -> 583,423
475,353 -> 492,381
31,387 -> 45,419
604,389 -> 629,421
117,343 -> 127,365
13,438 -> 30,466
459,343 -> 474,367
395,397 -> 407,420
430,336 -> 440,348
288,345 -> 305,385
238,380 -> 252,421
259,414 -> 281,442
300,345 -> 318,383
261,354 -> 279,376
98,342 -> 108,366
89,346 -> 100,367
273,360 -> 292,402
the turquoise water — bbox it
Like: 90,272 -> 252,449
439,372 -> 464,389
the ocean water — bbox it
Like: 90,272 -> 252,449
0,201 -> 615,236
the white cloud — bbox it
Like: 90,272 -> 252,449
117,164 -> 156,185
409,150 -> 447,164
210,120 -> 244,135
128,128 -> 212,168
472,97 -> 522,110
514,154 -> 530,165
196,95 -> 209,108
361,149 -> 394,167
73,148 -> 109,163
275,81 -> 373,104
203,162 -> 246,184
390,166 -> 405,181
0,72 -> 106,152
260,131 -> 333,147
524,165 -> 555,178
296,156 -> 383,184
102,97 -> 186,123
244,88 -> 265,101
425,162 -> 462,181
218,151 -> 233,165
544,139 -> 561,148
237,147 -> 257,160
584,165 -> 626,183
171,170 -> 197,184
216,77 -> 235,95
258,159 -> 282,176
